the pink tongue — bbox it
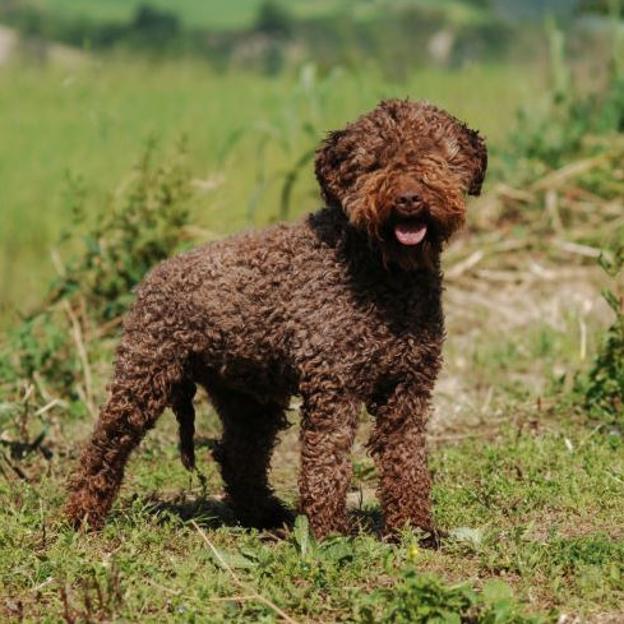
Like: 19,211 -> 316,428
394,223 -> 427,246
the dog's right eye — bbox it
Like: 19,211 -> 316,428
353,147 -> 378,172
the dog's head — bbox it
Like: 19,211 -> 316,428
314,99 -> 487,269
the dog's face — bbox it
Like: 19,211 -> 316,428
314,99 -> 487,269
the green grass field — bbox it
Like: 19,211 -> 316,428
2,254 -> 622,621
0,59 -> 540,321
2,35 -> 624,623
3,419 -> 623,621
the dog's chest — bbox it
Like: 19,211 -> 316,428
291,272 -> 444,384
353,294 -> 443,380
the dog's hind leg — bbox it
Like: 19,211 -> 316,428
205,379 -> 292,530
65,332 -> 185,529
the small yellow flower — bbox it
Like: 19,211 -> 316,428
407,543 -> 420,562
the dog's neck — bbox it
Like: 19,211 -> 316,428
308,206 -> 442,277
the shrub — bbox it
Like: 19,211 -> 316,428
584,245 -> 624,427
254,1 -> 294,39
51,137 -> 193,323
353,571 -> 545,623
0,139 -> 196,444
498,24 -> 624,185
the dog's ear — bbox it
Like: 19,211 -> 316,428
445,123 -> 488,196
314,129 -> 348,207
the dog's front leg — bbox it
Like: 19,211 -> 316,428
298,388 -> 358,539
367,383 -> 435,540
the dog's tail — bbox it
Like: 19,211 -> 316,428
171,380 -> 197,471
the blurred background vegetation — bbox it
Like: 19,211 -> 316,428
1,0 -> 622,320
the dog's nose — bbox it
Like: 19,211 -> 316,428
396,192 -> 421,207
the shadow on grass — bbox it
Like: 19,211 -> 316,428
351,507 -> 384,537
136,490 -> 388,540
141,493 -> 238,530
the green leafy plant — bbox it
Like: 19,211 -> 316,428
0,139 -> 196,446
585,245 -> 624,427
354,570 -> 545,623
51,136 -> 193,323
498,23 -> 624,186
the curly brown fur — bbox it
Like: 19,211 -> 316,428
65,99 -> 487,539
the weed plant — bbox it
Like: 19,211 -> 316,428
584,245 -> 624,427
0,139 -> 195,442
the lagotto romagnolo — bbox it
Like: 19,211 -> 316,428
66,99 -> 487,541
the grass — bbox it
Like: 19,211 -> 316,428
2,388 -> 622,620
0,59 -> 541,321
2,43 -> 623,622
2,171 -> 622,619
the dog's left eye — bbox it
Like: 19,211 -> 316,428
354,149 -> 378,171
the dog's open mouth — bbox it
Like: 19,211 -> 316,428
394,220 -> 428,246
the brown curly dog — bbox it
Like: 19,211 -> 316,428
66,99 -> 487,540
